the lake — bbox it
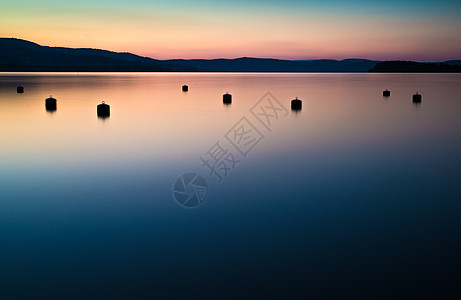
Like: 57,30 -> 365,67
1,72 -> 460,298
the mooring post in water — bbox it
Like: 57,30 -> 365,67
223,93 -> 232,104
412,92 -> 422,103
291,97 -> 302,111
97,101 -> 110,118
45,95 -> 57,112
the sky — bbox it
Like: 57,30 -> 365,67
1,0 -> 460,61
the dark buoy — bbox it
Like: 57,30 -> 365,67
223,93 -> 232,104
45,95 -> 57,112
17,86 -> 24,93
182,85 -> 188,92
291,97 -> 302,111
383,89 -> 390,97
412,92 -> 422,104
97,101 -> 110,118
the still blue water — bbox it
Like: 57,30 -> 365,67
0,73 -> 460,298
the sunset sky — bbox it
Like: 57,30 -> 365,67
1,0 -> 460,61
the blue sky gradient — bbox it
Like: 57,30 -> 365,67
1,0 -> 460,60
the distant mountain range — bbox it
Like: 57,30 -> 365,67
369,61 -> 461,72
0,38 -> 192,72
0,38 -> 460,72
163,58 -> 380,72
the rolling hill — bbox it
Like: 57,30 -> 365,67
0,38 -> 194,71
1,38 -> 459,72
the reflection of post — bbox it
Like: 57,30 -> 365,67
45,96 -> 57,113
97,101 -> 110,119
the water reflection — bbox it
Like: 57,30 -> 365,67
0,73 -> 461,299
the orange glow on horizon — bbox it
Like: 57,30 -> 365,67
1,2 -> 460,61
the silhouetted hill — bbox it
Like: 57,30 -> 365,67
165,57 -> 379,72
2,38 -> 459,72
444,60 -> 461,66
0,38 -> 195,71
0,38 -> 380,72
369,61 -> 461,73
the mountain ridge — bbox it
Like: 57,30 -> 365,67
1,38 -> 459,72
164,57 -> 380,72
369,61 -> 461,72
0,38 -> 194,71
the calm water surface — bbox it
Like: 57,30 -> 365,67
0,73 -> 460,298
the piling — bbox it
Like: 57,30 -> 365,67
291,97 -> 302,111
412,93 -> 422,103
97,101 -> 110,118
223,93 -> 232,104
45,96 -> 57,112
